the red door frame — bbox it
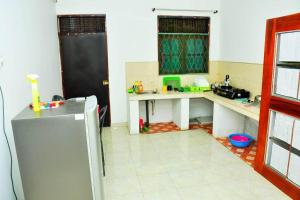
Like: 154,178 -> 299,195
255,13 -> 300,200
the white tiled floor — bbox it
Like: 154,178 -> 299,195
102,127 -> 290,200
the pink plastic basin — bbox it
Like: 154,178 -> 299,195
231,135 -> 249,142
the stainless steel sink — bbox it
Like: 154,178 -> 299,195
138,90 -> 158,94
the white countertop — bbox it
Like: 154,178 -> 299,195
128,91 -> 260,121
128,91 -> 205,101
204,92 -> 260,121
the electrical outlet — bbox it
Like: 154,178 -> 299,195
0,57 -> 4,70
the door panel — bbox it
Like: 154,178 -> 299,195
60,33 -> 111,126
255,13 -> 300,199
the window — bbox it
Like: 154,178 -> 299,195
158,16 -> 210,75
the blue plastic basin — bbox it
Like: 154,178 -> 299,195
228,133 -> 253,148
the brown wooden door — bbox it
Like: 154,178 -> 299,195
255,13 -> 300,199
58,15 -> 111,126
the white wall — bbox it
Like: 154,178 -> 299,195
0,1 -> 61,199
0,1 -> 298,199
220,0 -> 300,64
56,0 -> 300,124
56,0 -> 221,124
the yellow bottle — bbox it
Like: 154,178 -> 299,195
162,85 -> 167,93
138,81 -> 144,93
27,74 -> 41,112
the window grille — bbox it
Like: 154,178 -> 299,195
158,16 -> 210,74
58,16 -> 106,35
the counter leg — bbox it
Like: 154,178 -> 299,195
173,98 -> 189,130
212,102 -> 245,137
129,100 -> 139,134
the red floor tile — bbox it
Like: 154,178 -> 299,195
189,123 -> 213,134
216,137 -> 257,167
144,122 -> 212,134
146,122 -> 180,134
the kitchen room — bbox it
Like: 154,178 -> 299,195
1,0 -> 300,200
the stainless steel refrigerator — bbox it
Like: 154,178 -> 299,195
12,96 -> 104,200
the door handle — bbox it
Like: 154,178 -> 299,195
102,80 -> 109,86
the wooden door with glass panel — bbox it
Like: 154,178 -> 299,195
255,13 -> 300,199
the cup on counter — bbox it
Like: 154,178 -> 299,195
167,85 -> 173,91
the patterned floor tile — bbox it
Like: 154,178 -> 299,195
144,122 -> 212,134
216,137 -> 257,167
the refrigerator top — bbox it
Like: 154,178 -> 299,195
12,100 -> 86,121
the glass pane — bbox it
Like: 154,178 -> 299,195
266,111 -> 294,176
299,85 -> 300,100
287,116 -> 300,186
274,67 -> 300,99
278,31 -> 300,62
272,112 -> 294,143
269,143 -> 289,175
292,120 -> 300,150
273,31 -> 300,101
288,153 -> 300,186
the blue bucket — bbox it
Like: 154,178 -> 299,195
228,133 -> 253,148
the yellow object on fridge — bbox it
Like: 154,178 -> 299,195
27,74 -> 41,112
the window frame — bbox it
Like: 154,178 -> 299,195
157,15 -> 211,75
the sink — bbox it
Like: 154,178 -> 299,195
137,90 -> 158,94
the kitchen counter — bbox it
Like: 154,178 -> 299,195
128,91 -> 260,135
128,91 -> 260,121
204,92 -> 260,121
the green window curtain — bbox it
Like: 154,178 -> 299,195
160,38 -> 182,74
186,39 -> 196,71
195,39 -> 204,71
186,38 -> 205,73
170,39 -> 181,73
161,39 -> 171,72
159,34 -> 209,74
